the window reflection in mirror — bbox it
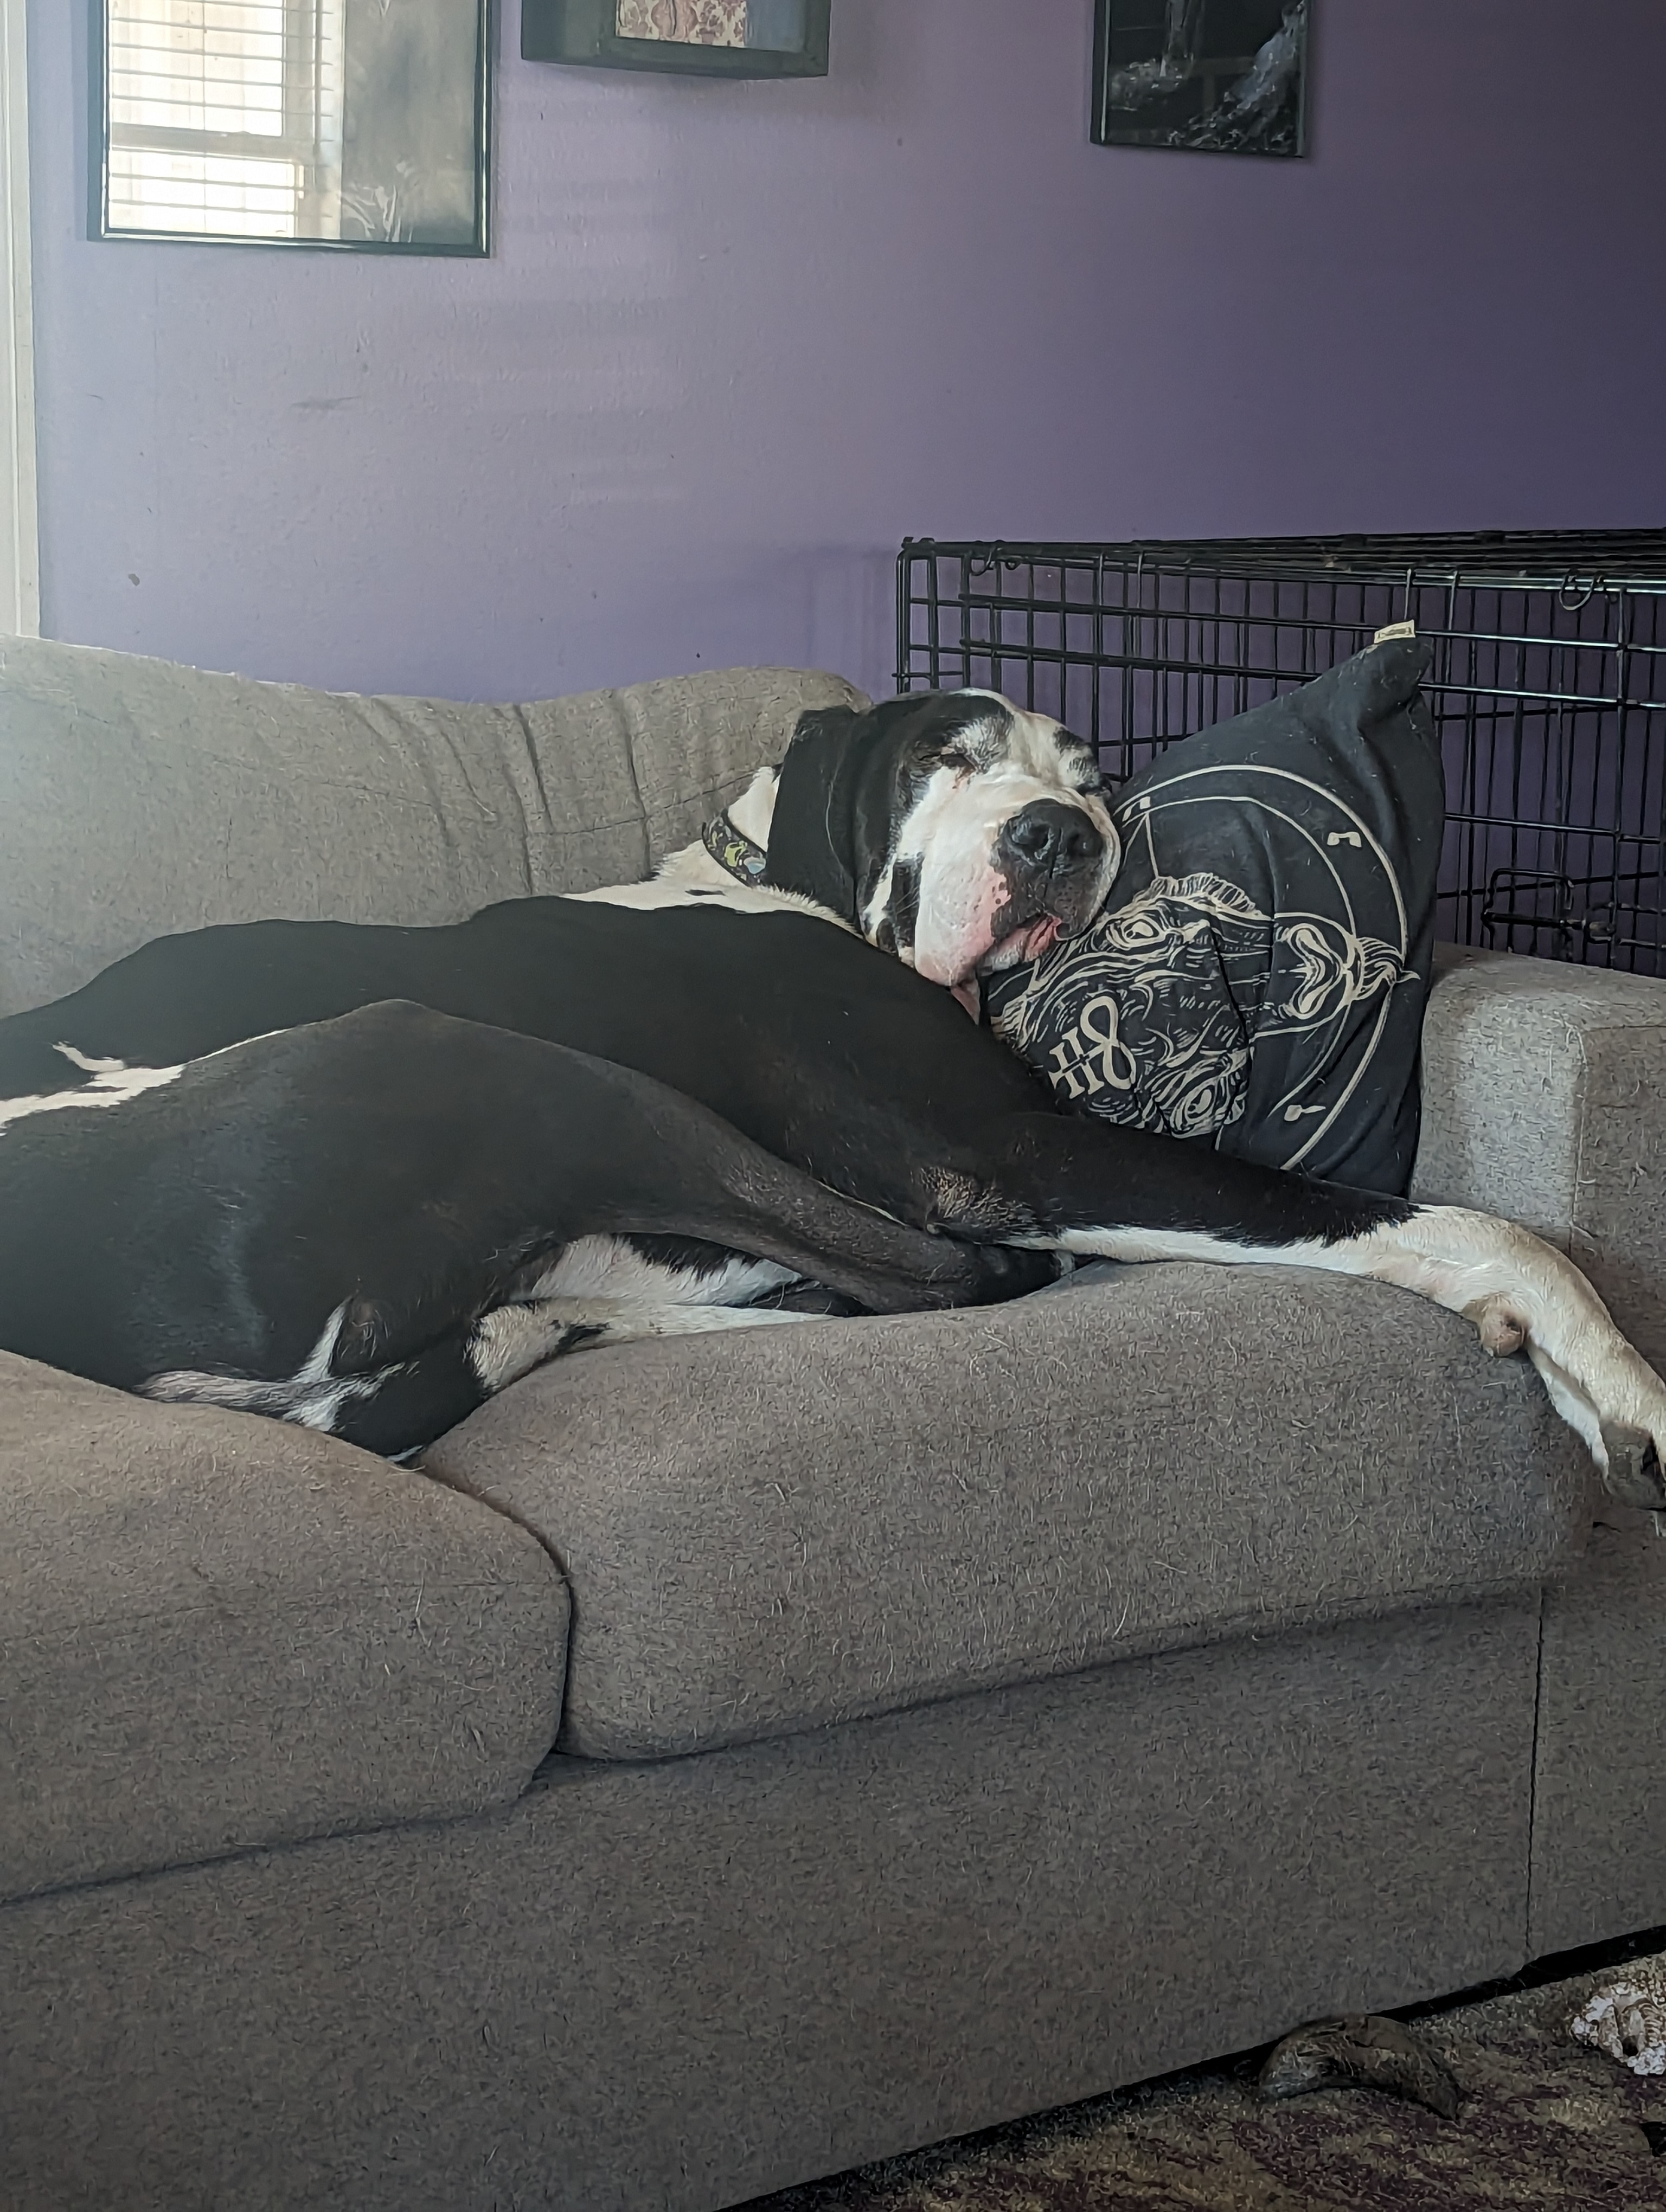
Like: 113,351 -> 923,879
94,0 -> 489,253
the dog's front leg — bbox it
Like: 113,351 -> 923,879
975,1110 -> 1666,1495
1278,1204 -> 1666,1497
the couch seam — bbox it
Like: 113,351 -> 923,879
611,691 -> 653,880
508,703 -> 551,893
1564,1020 -> 1593,1259
0,1786 -> 530,1914
0,1572 -> 558,1645
1524,1582 -> 1548,1960
560,1570 -> 1566,1760
419,1471 -> 579,1770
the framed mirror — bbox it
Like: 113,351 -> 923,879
91,0 -> 491,253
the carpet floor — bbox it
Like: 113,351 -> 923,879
745,1944 -> 1666,2211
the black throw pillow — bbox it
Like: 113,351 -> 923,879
984,635 -> 1443,1196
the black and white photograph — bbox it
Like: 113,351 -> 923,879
1092,0 -> 1310,157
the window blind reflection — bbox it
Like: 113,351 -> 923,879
98,0 -> 486,251
106,0 -> 344,238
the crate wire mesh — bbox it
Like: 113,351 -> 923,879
896,533 -> 1666,974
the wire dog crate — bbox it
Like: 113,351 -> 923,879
896,532 -> 1666,974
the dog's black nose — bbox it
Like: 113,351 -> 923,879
1002,801 -> 1105,875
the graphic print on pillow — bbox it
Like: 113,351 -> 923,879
985,636 -> 1443,1197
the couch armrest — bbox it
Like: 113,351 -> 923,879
1412,945 -> 1666,1373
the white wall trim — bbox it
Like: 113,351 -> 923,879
0,0 -> 37,639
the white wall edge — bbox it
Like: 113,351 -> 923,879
0,0 -> 38,639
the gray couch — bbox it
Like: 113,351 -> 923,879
2,637 -> 1664,2212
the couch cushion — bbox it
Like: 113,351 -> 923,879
0,1353 -> 569,1901
0,638 -> 865,1015
422,1262 -> 1590,1761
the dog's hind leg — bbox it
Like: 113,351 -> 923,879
73,1006 -> 1067,1460
467,1293 -> 811,1393
298,1296 -> 811,1457
147,1292 -> 817,1459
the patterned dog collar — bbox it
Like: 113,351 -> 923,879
702,810 -> 770,886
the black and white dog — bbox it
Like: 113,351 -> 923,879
2,689 -> 1663,1487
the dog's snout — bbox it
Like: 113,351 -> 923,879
1002,800 -> 1105,875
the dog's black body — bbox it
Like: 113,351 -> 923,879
0,997 -> 1054,1454
2,687 -> 1662,1473
0,893 -> 1400,1246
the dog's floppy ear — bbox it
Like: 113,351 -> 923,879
762,705 -> 865,923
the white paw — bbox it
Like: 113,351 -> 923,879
1529,1335 -> 1666,1504
1571,1963 -> 1666,2075
1415,1209 -> 1666,1494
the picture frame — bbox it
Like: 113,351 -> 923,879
521,0 -> 830,80
90,0 -> 492,255
1091,1 -> 1310,159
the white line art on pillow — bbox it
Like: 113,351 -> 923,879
992,870 -> 1409,1155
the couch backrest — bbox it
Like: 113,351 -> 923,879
0,638 -> 866,1017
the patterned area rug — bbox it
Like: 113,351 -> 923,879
746,1947 -> 1666,2211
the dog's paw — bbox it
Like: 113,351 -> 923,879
1520,1300 -> 1666,1497
1598,1423 -> 1666,1510
970,1244 -> 1066,1300
1411,1208 -> 1666,1484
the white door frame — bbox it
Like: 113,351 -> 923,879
0,0 -> 37,638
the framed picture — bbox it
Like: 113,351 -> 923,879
521,0 -> 830,79
90,0 -> 491,254
1092,1 -> 1309,158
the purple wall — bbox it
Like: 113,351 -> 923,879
26,0 -> 1666,703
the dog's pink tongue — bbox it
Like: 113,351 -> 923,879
951,978 -> 982,1021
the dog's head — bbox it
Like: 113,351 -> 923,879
762,691 -> 1119,989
